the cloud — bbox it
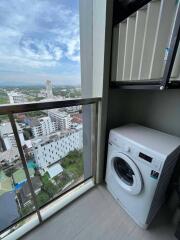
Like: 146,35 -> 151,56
0,0 -> 81,85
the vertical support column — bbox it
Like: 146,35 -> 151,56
91,102 -> 98,183
8,113 -> 42,223
79,0 -> 93,181
82,105 -> 93,180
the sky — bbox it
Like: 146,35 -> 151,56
0,0 -> 81,87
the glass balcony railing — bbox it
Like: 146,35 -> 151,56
0,98 -> 100,239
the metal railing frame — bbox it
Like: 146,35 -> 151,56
0,97 -> 101,236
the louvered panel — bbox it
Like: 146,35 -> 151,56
122,16 -> 136,80
111,25 -> 120,81
171,44 -> 180,79
170,1 -> 180,80
149,0 -> 177,79
130,8 -> 147,80
117,21 -> 127,81
139,1 -> 161,80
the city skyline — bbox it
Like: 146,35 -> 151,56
0,0 -> 81,86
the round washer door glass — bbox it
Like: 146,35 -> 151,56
114,157 -> 134,186
111,152 -> 142,195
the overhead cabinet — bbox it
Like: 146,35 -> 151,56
111,0 -> 180,89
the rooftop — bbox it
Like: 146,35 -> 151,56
13,168 -> 35,185
0,191 -> 19,232
0,171 -> 13,196
0,147 -> 19,162
0,122 -> 22,136
32,128 -> 82,147
19,176 -> 42,204
47,163 -> 63,178
30,118 -> 41,127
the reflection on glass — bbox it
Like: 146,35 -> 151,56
0,116 -> 36,234
15,105 -> 84,208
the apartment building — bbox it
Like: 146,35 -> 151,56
32,127 -> 83,170
48,110 -> 71,130
30,117 -> 56,138
0,122 -> 25,150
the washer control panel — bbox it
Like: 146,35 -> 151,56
138,151 -> 162,171
109,133 -> 162,171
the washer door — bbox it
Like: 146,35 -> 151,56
111,152 -> 142,195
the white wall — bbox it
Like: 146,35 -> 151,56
80,0 -> 106,97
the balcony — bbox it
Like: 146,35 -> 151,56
0,0 -> 180,239
20,185 -> 175,240
0,98 -> 100,239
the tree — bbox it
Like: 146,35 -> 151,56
41,173 -> 59,198
21,204 -> 34,216
36,191 -> 50,208
23,128 -> 32,140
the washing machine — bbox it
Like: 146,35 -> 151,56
105,124 -> 180,229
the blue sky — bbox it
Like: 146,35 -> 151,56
0,0 -> 81,86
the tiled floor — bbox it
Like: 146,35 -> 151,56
21,185 -> 176,240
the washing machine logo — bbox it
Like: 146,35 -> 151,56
150,170 -> 159,180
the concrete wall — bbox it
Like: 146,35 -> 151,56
107,89 -> 180,137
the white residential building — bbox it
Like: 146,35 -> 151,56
0,122 -> 25,150
31,117 -> 56,138
48,110 -> 71,130
32,127 -> 83,170
7,92 -> 25,104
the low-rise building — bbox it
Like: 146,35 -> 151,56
0,191 -> 20,231
13,168 -> 35,188
7,91 -> 25,104
0,147 -> 19,165
32,127 -> 83,171
18,176 -> 42,207
0,122 -> 25,150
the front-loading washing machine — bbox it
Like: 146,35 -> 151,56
105,124 -> 180,228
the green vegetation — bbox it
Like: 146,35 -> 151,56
61,150 -> 83,179
35,172 -> 59,207
0,89 -> 9,105
23,128 -> 32,140
25,111 -> 47,118
36,191 -> 50,208
41,173 -> 59,198
56,170 -> 71,190
13,168 -> 35,184
53,87 -> 81,98
21,204 -> 34,216
0,98 -> 8,104
35,150 -> 83,207
0,115 -> 9,123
